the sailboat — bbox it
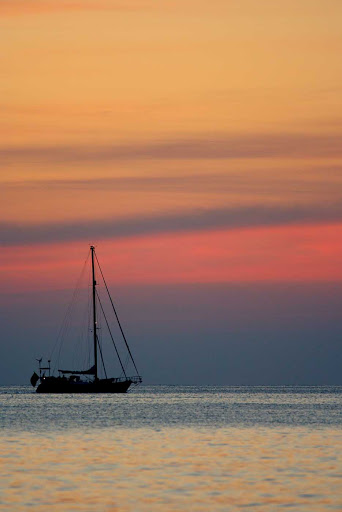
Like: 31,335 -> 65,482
30,246 -> 142,393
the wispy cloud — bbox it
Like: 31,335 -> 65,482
1,132 -> 342,165
2,203 -> 342,247
3,168 -> 342,199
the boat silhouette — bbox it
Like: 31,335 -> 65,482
30,246 -> 142,393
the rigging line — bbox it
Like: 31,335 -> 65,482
96,334 -> 107,379
72,289 -> 90,369
54,261 -> 87,373
52,251 -> 89,361
49,250 -> 90,370
95,251 -> 140,377
96,289 -> 127,379
123,353 -> 130,367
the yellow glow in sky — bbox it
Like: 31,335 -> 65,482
2,0 -> 342,147
1,0 -> 342,286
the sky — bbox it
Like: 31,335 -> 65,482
1,0 -> 342,385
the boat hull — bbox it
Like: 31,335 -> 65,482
36,377 -> 132,394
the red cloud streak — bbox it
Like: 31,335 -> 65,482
1,223 -> 342,294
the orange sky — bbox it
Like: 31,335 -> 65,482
1,0 -> 342,290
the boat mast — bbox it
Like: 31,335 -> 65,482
90,245 -> 98,381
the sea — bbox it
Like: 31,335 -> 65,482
0,386 -> 341,511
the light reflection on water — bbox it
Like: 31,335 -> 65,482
0,386 -> 342,511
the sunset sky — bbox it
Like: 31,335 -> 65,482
1,0 -> 342,384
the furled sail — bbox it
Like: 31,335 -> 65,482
58,365 -> 96,375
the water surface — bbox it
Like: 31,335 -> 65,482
1,386 -> 341,510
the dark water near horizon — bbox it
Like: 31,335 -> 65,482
1,386 -> 342,510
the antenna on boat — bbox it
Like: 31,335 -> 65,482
39,359 -> 51,378
36,358 -> 42,378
